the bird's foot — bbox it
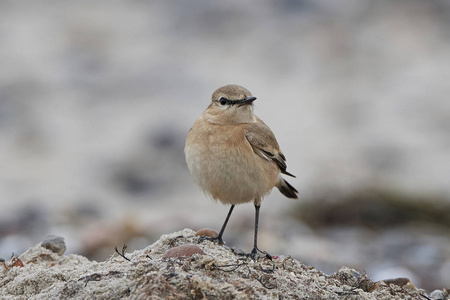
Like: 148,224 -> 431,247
234,247 -> 272,261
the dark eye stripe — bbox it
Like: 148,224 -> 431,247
218,97 -> 242,106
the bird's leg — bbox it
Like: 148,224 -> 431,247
249,204 -> 271,260
199,205 -> 235,245
216,204 -> 235,244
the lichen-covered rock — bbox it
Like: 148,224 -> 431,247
0,229 -> 438,299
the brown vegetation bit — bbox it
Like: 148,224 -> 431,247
162,245 -> 205,259
0,258 -> 9,270
11,257 -> 24,268
0,254 -> 25,271
114,244 -> 131,261
195,228 -> 219,238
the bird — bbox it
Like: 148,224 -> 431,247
184,84 -> 298,259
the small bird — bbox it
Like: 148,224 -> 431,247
185,84 -> 298,259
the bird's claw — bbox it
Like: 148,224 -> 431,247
234,247 -> 272,261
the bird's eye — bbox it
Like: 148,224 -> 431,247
219,97 -> 228,106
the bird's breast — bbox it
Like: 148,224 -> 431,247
185,120 -> 278,205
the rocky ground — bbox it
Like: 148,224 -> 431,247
1,0 -> 450,295
0,229 -> 447,299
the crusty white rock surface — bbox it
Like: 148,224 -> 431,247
0,229 -> 430,299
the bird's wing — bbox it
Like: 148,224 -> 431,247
245,117 -> 295,178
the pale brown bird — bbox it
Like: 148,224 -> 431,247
185,84 -> 298,259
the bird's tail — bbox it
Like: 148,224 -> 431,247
276,178 -> 298,199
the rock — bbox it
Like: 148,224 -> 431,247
195,228 -> 219,238
429,289 -> 447,300
162,244 -> 205,258
0,229 -> 443,299
41,235 -> 66,256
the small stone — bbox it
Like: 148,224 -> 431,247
162,245 -> 205,259
41,235 -> 66,256
429,290 -> 446,300
195,228 -> 219,238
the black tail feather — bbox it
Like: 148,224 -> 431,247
277,179 -> 298,199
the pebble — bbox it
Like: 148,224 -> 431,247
41,235 -> 66,256
429,289 -> 447,300
162,245 -> 205,259
195,228 -> 219,238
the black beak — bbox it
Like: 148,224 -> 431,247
238,96 -> 257,107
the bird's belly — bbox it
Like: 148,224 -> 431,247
185,140 -> 277,205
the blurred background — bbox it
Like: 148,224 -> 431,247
0,0 -> 449,291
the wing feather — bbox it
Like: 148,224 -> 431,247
245,117 -> 296,178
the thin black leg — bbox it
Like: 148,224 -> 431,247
250,204 -> 271,260
199,205 -> 235,245
216,205 -> 235,244
250,204 -> 260,259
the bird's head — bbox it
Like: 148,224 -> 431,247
204,84 -> 257,124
